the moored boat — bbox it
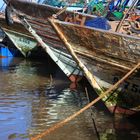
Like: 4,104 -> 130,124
4,0 -> 128,82
5,0 -> 140,115
0,29 -> 22,57
48,12 -> 140,115
4,0 -> 90,82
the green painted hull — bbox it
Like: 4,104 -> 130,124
5,29 -> 38,57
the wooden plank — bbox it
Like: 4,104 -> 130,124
49,18 -> 103,92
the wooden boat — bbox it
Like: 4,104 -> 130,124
6,0 -> 140,114
4,0 -> 126,80
0,12 -> 39,57
48,15 -> 140,115
4,0 -> 95,82
0,14 -> 79,80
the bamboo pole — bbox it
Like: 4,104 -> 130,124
52,6 -> 67,19
49,19 -> 104,95
0,3 -> 5,11
3,0 -> 8,4
31,61 -> 140,140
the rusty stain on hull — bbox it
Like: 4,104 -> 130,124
7,0 -> 140,113
49,18 -> 140,113
50,19 -> 140,70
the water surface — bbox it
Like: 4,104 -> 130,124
0,57 -> 140,140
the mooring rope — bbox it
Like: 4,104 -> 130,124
31,62 -> 140,140
85,87 -> 100,140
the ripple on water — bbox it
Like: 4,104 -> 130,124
0,58 -> 140,140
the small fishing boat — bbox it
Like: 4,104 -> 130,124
50,18 -> 140,114
4,0 -> 140,115
4,0 -> 91,82
48,3 -> 140,115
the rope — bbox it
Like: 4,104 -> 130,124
85,87 -> 100,140
31,62 -> 140,140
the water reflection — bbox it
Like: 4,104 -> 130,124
0,57 -> 140,140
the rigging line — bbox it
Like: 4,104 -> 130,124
85,87 -> 100,140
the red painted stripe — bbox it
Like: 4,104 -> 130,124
108,106 -> 137,115
0,56 -> 7,58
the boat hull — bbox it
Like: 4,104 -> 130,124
8,0 -> 140,114
0,10 -> 82,81
85,57 -> 140,115
0,13 -> 38,57
49,19 -> 140,115
6,1 -> 85,81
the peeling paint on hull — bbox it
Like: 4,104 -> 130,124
8,0 -> 140,114
6,0 -> 85,80
49,19 -> 140,115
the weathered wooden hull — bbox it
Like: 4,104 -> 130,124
0,27 -> 23,57
49,19 -> 140,115
4,29 -> 38,57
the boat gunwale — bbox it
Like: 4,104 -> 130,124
10,0 -> 96,18
48,18 -> 140,40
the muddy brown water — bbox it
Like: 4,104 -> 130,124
0,57 -> 140,140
